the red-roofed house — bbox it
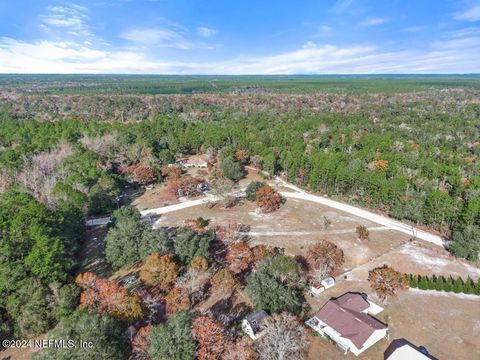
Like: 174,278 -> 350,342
306,292 -> 388,356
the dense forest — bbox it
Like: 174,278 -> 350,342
0,76 -> 479,358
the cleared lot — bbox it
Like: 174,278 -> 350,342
154,198 -> 410,271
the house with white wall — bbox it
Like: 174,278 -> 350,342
306,292 -> 388,356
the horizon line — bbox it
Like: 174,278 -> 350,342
1,73 -> 479,77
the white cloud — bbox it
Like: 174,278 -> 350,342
454,4 -> 480,21
40,4 -> 92,37
360,17 -> 388,27
446,27 -> 480,37
0,37 -> 177,74
120,27 -> 213,49
197,27 -> 217,37
333,0 -> 354,13
0,31 -> 479,74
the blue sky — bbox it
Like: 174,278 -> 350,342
0,0 -> 479,74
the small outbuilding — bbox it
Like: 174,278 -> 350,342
242,310 -> 268,340
310,277 -> 336,296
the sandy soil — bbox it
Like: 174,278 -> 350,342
130,183 -> 179,211
344,240 -> 480,282
153,198 -> 410,271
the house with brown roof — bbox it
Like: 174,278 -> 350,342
306,292 -> 388,356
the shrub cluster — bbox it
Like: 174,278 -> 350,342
406,274 -> 480,295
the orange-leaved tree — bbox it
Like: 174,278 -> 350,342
191,255 -> 209,272
356,225 -> 370,241
161,165 -> 182,180
75,272 -> 143,321
210,268 -> 239,297
226,242 -> 254,273
139,253 -> 179,289
167,176 -> 202,198
131,324 -> 153,357
164,287 -> 190,314
192,316 -> 226,360
132,165 -> 156,185
256,185 -> 282,213
368,265 -> 409,302
234,149 -> 250,164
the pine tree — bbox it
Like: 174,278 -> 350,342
443,277 -> 453,292
418,275 -> 428,290
453,277 -> 463,294
426,275 -> 435,290
436,276 -> 446,291
463,277 -> 474,294
475,279 -> 480,295
409,274 -> 418,288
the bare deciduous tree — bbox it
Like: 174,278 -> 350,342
79,133 -> 117,157
256,312 -> 309,360
210,176 -> 237,207
15,140 -> 73,207
223,338 -> 258,360
310,262 -> 331,285
213,221 -> 251,245
0,170 -> 11,193
175,268 -> 201,305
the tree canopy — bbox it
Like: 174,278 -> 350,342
220,156 -> 245,181
245,181 -> 266,201
173,228 -> 214,266
34,309 -> 128,360
246,255 -> 305,314
105,206 -> 170,269
148,311 -> 196,360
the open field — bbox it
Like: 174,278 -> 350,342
153,195 -> 479,278
344,240 -> 480,282
153,198 -> 407,266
